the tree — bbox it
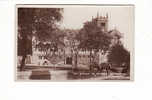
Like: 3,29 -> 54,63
71,39 -> 79,69
18,8 -> 63,71
107,44 -> 130,74
62,29 -> 79,68
77,20 -> 111,65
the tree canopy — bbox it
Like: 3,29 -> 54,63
108,44 -> 130,65
18,8 -> 63,56
18,8 -> 63,41
17,8 -> 63,70
77,20 -> 111,52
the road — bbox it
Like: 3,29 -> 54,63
17,67 -> 129,81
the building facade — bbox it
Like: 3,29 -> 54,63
17,13 -> 122,68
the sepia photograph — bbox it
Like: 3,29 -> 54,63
16,5 -> 134,81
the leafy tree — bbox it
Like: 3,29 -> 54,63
70,36 -> 79,69
18,8 -> 63,71
62,29 -> 79,68
77,20 -> 111,64
107,44 -> 130,74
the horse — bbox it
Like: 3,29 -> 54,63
99,63 -> 112,76
89,62 -> 100,75
89,62 -> 112,76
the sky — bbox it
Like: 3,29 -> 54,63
59,5 -> 134,51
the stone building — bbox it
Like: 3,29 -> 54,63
74,13 -> 122,66
17,13 -> 122,68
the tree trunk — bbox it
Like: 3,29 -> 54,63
20,54 -> 26,71
20,34 -> 27,71
89,50 -> 92,64
64,50 -> 65,64
75,52 -> 78,69
89,50 -> 92,71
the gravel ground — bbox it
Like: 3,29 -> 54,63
17,68 -> 129,81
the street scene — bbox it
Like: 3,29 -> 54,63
16,5 -> 133,81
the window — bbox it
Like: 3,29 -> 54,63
101,23 -> 105,26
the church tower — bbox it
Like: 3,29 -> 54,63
96,13 -> 108,32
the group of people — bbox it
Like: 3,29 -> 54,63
90,62 -> 112,76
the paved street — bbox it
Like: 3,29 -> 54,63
30,70 -> 51,80
17,66 -> 129,81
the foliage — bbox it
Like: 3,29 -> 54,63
108,44 -> 130,66
77,20 -> 111,52
18,8 -> 63,55
17,8 -> 63,70
18,8 -> 63,40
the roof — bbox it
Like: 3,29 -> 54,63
108,29 -> 122,39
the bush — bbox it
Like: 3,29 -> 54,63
108,44 -> 130,74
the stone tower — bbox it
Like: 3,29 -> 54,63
96,13 -> 108,32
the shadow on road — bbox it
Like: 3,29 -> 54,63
29,71 -> 51,80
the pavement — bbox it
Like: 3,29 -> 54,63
17,67 -> 129,81
30,70 -> 51,80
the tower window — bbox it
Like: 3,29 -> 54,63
101,23 -> 105,26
